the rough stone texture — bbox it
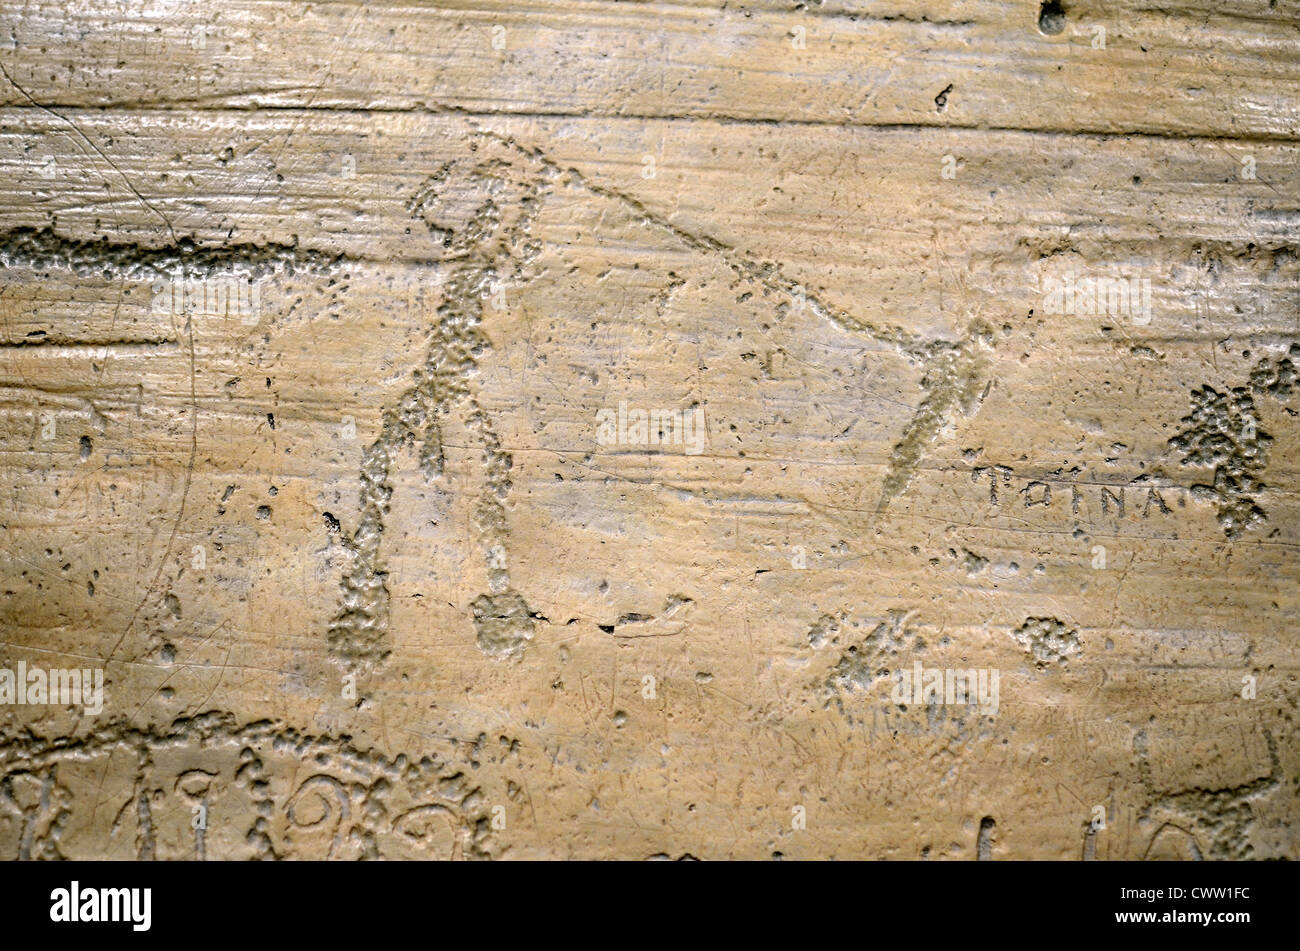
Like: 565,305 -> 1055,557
0,0 -> 1296,860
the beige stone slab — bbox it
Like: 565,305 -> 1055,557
0,2 -> 1295,861
1,0 -> 1298,139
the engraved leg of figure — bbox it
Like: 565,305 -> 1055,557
1,770 -> 44,860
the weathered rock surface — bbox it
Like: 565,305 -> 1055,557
0,0 -> 1296,859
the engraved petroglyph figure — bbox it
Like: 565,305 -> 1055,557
328,137 -> 555,669
0,767 -> 70,860
0,714 -> 494,860
325,127 -> 993,670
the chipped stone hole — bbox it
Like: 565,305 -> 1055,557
977,816 -> 996,860
595,594 -> 695,636
1038,1 -> 1066,36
